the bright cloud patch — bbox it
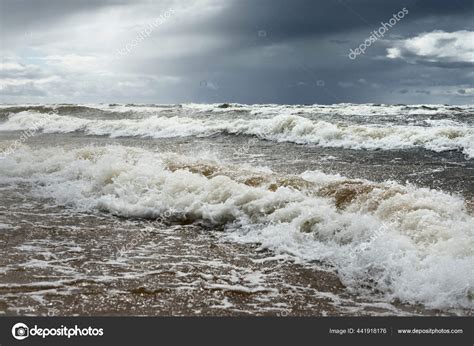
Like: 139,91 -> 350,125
386,30 -> 474,66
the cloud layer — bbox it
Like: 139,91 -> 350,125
387,30 -> 474,67
0,0 -> 473,104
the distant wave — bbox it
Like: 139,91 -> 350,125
1,102 -> 473,116
1,145 -> 472,310
1,110 -> 473,158
0,104 -> 98,115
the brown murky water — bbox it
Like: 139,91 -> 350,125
0,183 -> 444,316
1,103 -> 473,316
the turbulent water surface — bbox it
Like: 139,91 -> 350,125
0,103 -> 473,316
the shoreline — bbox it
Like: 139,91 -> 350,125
0,199 -> 463,317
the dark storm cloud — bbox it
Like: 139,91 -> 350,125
190,0 -> 473,39
1,0 -> 473,104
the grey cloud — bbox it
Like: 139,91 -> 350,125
0,0 -> 473,104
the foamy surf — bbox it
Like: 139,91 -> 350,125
1,145 -> 472,311
1,109 -> 472,158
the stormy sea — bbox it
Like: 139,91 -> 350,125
0,103 -> 472,316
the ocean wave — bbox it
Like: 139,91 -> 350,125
181,103 -> 474,118
0,103 -> 182,117
0,145 -> 472,310
1,111 -> 473,158
0,104 -> 100,115
2,102 -> 473,117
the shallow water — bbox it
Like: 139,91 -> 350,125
0,103 -> 473,316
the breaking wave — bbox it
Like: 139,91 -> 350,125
0,145 -> 472,310
1,110 -> 473,158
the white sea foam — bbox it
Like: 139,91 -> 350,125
0,145 -> 472,310
1,111 -> 473,158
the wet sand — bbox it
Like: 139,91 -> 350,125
0,184 -> 450,316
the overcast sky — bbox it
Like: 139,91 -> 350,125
1,0 -> 473,104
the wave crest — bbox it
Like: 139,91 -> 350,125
1,111 -> 473,158
1,145 -> 472,310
